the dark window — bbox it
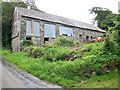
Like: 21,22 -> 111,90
62,34 -> 67,36
79,34 -> 82,41
44,37 -> 49,43
86,36 -> 89,40
79,34 -> 82,37
26,36 -> 31,40
91,36 -> 93,39
103,35 -> 106,37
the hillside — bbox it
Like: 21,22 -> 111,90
1,37 -> 119,88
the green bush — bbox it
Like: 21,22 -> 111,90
90,43 -> 103,55
42,45 -> 76,62
82,44 -> 93,52
21,40 -> 33,46
31,47 -> 45,58
42,52 -> 54,62
42,46 -> 60,62
103,36 -> 117,54
27,46 -> 35,56
53,37 -> 76,47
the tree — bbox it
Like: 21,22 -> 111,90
2,2 -> 27,49
89,7 -> 115,30
110,15 -> 120,45
103,15 -> 120,55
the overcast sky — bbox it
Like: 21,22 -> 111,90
35,0 -> 120,25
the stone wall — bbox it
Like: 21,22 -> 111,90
73,27 -> 104,42
12,16 -> 105,51
39,20 -> 44,45
11,9 -> 21,52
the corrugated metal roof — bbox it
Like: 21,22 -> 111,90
16,7 -> 105,32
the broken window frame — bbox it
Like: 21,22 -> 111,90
60,25 -> 73,36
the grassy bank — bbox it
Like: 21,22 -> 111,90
74,71 -> 118,88
1,39 -> 119,88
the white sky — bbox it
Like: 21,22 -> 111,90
35,0 -> 120,24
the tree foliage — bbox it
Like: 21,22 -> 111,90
103,15 -> 120,55
2,2 -> 27,49
89,7 -> 115,30
110,15 -> 120,49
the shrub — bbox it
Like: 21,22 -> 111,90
27,46 -> 35,56
90,43 -> 103,55
22,45 -> 34,52
103,36 -> 116,54
31,47 -> 45,58
56,50 -> 78,61
43,44 -> 77,62
82,45 -> 92,52
42,52 -> 54,62
53,37 -> 76,47
21,40 -> 33,46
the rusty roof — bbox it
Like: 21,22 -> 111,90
15,7 -> 105,32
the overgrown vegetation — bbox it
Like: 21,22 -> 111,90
74,71 -> 118,88
21,40 -> 33,46
53,37 -> 77,47
1,37 -> 119,88
1,4 -> 119,88
103,15 -> 120,55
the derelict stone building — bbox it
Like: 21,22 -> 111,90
12,7 -> 105,51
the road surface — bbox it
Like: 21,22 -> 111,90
0,55 -> 62,88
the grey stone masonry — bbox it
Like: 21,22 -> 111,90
20,17 -> 26,40
11,7 -> 106,51
39,20 -> 44,45
55,23 -> 60,37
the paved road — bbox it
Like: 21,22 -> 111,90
2,61 -> 26,88
0,56 -> 62,88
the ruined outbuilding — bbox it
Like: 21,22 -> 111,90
12,7 -> 105,51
